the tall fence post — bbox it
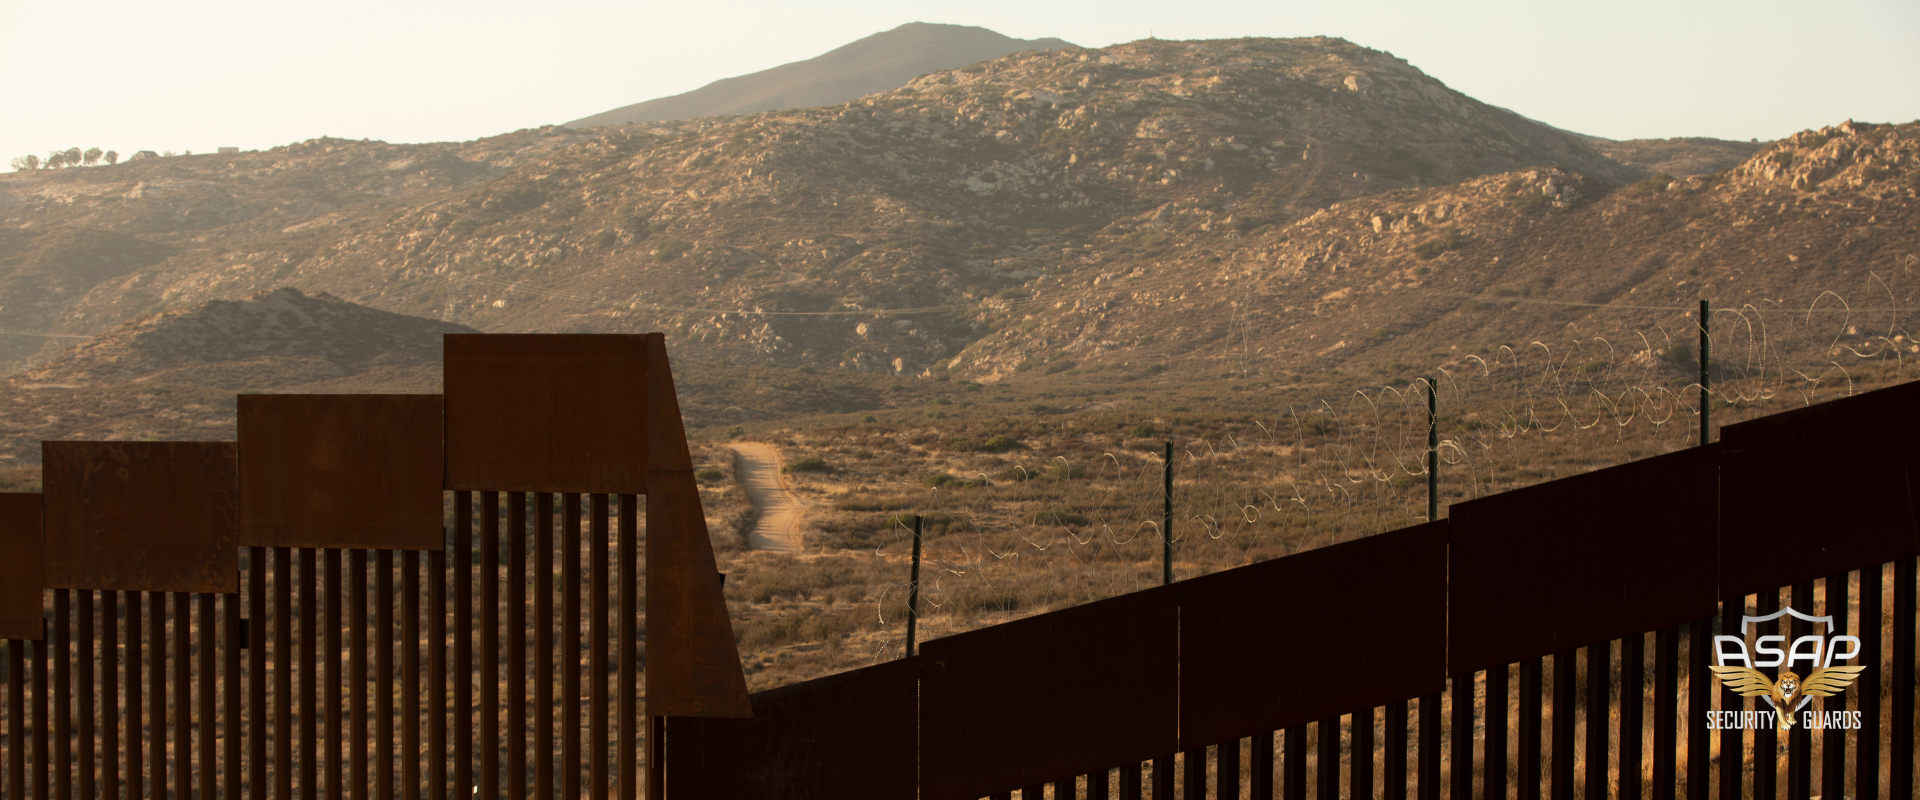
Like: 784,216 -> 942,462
1162,441 -> 1173,586
1426,377 -> 1438,522
907,514 -> 922,657
1699,299 -> 1711,445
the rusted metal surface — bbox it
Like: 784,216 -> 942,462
43,441 -> 239,594
1720,382 -> 1920,597
0,494 -> 44,640
665,658 -> 919,800
238,395 -> 444,551
1449,447 -> 1717,675
922,586 -> 1178,800
644,334 -> 752,720
443,334 -> 650,494
1179,521 -> 1446,748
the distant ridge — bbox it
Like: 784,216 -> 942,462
566,22 -> 1074,127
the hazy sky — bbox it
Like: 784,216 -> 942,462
3,0 -> 1917,165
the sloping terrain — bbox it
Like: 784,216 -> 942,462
566,22 -> 1073,128
6,36 -> 1642,379
0,128 -> 589,368
0,287 -> 475,466
1591,136 -> 1768,176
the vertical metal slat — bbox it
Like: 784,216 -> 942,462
1385,703 -> 1407,800
173,592 -> 190,800
1621,633 -> 1644,800
1585,641 -> 1610,800
535,494 -> 553,800
561,494 -> 581,800
376,550 -> 394,800
1652,626 -> 1679,800
509,493 -> 527,800
402,551 -> 420,800
617,494 -> 636,800
299,554 -> 317,800
54,592 -> 71,800
480,493 -> 499,800
427,537 -> 446,800
126,591 -> 141,800
1518,658 -> 1543,800
349,550 -> 368,800
1891,557 -> 1916,800
1788,582 -> 1814,800
1283,726 -> 1305,800
1551,651 -> 1574,800
453,493 -> 472,799
197,593 -> 215,800
1821,573 -> 1849,800
325,551 -> 342,800
1450,675 -> 1474,800
274,549 -> 291,800
7,637 -> 22,800
78,592 -> 94,800
589,495 -> 609,800
1351,709 -> 1373,800
1485,665 -> 1508,800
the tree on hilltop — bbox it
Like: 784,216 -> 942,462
63,147 -> 81,166
82,147 -> 102,166
104,150 -> 118,166
46,150 -> 66,168
9,155 -> 39,172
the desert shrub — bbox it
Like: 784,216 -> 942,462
1412,227 -> 1462,260
1128,423 -> 1158,438
654,239 -> 691,260
982,435 -> 1024,453
1045,360 -> 1076,375
694,468 -> 724,481
783,457 -> 829,474
1030,510 -> 1091,527
1047,461 -> 1088,480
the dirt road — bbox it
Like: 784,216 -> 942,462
727,442 -> 807,554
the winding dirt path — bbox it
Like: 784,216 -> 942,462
727,442 -> 807,554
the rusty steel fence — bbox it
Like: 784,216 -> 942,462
4,336 -> 1920,800
663,380 -> 1920,800
0,334 -> 753,800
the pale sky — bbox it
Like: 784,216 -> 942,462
3,0 -> 1917,166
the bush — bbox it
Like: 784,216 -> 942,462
1030,510 -> 1091,527
1128,423 -> 1157,438
725,425 -> 745,439
981,435 -> 1024,453
1044,360 -> 1076,375
1412,227 -> 1462,260
783,457 -> 829,474
694,468 -> 724,481
1047,461 -> 1087,480
654,239 -> 691,260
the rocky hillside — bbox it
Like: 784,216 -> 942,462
0,127 -> 588,368
3,36 -> 1646,379
566,22 -> 1074,128
1591,136 -> 1768,176
0,287 -> 475,466
946,119 -> 1919,381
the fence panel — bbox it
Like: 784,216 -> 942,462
665,657 -> 920,800
921,586 -> 1178,800
1177,520 -> 1447,749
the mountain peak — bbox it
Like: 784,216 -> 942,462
565,23 -> 1074,128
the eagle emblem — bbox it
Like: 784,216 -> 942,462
1707,664 -> 1866,730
